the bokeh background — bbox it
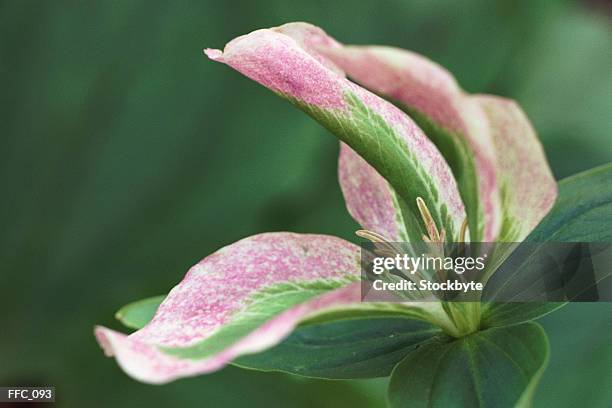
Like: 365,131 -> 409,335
1,0 -> 611,406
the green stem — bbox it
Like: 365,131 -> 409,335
442,302 -> 481,337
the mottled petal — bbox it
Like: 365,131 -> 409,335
475,96 -> 557,240
206,24 -> 466,242
95,283 -> 361,384
95,233 -> 362,383
315,42 -> 501,241
338,143 -> 409,241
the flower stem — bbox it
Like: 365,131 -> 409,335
442,302 -> 481,337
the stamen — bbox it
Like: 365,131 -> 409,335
355,230 -> 390,243
416,197 -> 446,243
355,230 -> 400,258
416,197 -> 439,241
459,217 -> 468,243
357,196 -> 451,250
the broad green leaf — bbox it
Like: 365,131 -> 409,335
481,303 -> 565,329
483,164 -> 612,326
526,163 -> 612,242
234,317 -> 441,379
115,295 -> 165,330
388,322 -> 549,408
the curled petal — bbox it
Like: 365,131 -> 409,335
475,96 -> 557,240
96,284 -> 361,384
338,143 -> 409,241
315,41 -> 501,241
206,23 -> 466,241
95,233 -> 361,383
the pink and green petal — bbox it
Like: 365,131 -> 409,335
315,42 -> 502,241
206,24 -> 466,242
338,143 -> 409,241
96,283 -> 363,384
475,96 -> 557,241
95,233 -> 362,383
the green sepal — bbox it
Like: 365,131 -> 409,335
115,295 -> 165,330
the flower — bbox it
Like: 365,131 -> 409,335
95,22 -> 556,384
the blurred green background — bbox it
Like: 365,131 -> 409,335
1,0 -> 611,406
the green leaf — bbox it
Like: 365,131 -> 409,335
234,317 -> 441,379
527,163 -> 612,242
483,163 -> 612,326
481,303 -> 565,329
388,322 -> 549,408
115,295 -> 165,330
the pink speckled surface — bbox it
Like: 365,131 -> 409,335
96,282 -> 361,384
95,233 -> 361,383
135,233 -> 358,346
205,29 -> 344,109
318,43 -> 503,241
206,23 -> 466,236
475,95 -> 557,240
93,22 -> 559,385
338,143 -> 407,241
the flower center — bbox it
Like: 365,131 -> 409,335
357,197 -> 468,244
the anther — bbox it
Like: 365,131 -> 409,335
416,197 -> 446,243
459,217 -> 468,243
355,229 -> 400,257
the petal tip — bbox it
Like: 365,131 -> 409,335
94,326 -> 117,357
204,48 -> 223,60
